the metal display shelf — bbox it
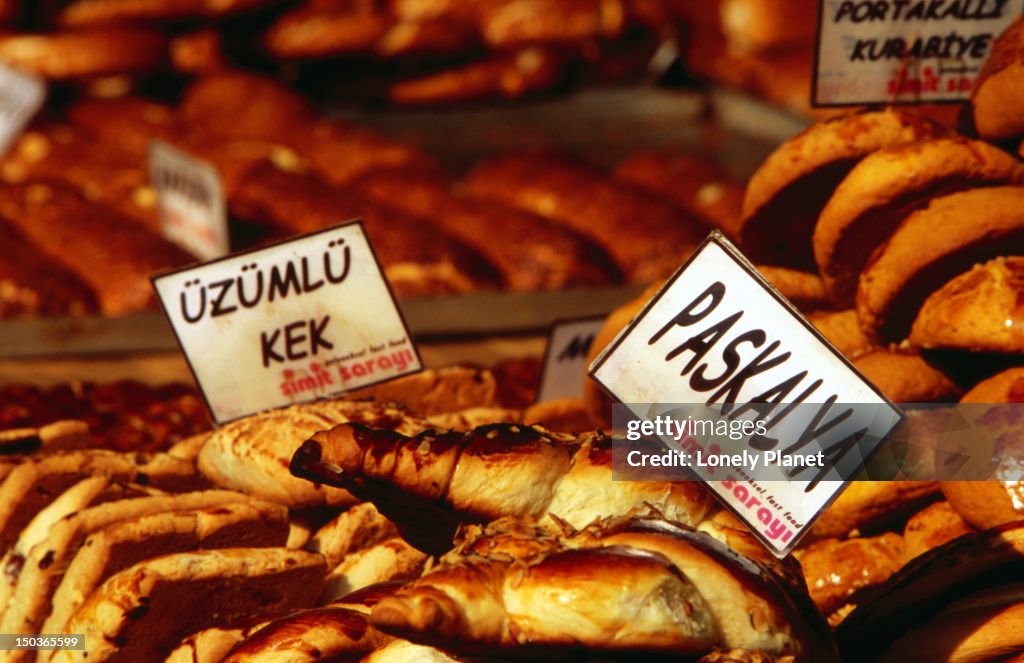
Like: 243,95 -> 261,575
0,286 -> 646,359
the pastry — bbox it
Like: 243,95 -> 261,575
54,548 -> 326,663
360,640 -> 461,662
972,16 -> 1024,141
464,152 -> 706,283
0,27 -> 166,80
755,265 -> 830,311
291,422 -> 715,553
198,401 -> 429,510
961,366 -> 1024,403
66,96 -> 178,160
793,533 -> 904,624
58,0 -> 277,25
389,47 -> 566,104
807,310 -> 874,359
857,187 -> 1024,343
0,182 -> 193,314
354,167 -> 620,290
613,151 -> 745,239
810,480 -> 939,539
909,256 -> 1024,354
319,537 -> 428,603
477,0 -> 627,47
305,503 -> 399,568
346,367 -> 499,416
852,350 -> 960,403
739,110 -> 944,268
522,398 -> 594,433
902,501 -> 975,562
425,407 -> 523,431
165,622 -> 270,663
815,138 -> 1024,304
42,500 -> 290,637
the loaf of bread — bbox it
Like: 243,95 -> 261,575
740,110 -> 944,269
0,182 -> 193,314
464,152 -> 706,283
52,548 -> 326,663
354,167 -> 619,289
815,138 -> 1024,305
857,187 -> 1024,342
910,256 -> 1024,354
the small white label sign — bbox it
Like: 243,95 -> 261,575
152,221 -> 422,424
536,316 -> 605,403
0,62 -> 45,157
590,233 -> 903,556
814,0 -> 1023,105
150,140 -> 229,260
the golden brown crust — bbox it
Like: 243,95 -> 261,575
61,548 -> 327,663
522,398 -> 594,433
305,503 -> 399,569
0,27 -> 167,80
755,265 -> 829,312
961,367 -> 1024,403
354,168 -> 619,290
940,481 -> 1024,531
973,16 -> 1024,140
910,256 -> 1024,354
810,480 -> 939,540
807,310 -> 875,359
815,138 -> 1024,305
389,48 -> 565,105
464,153 -> 705,283
739,110 -> 945,268
902,501 -> 975,562
851,350 -> 960,403
613,151 -> 745,239
856,187 -> 1024,343
319,537 -> 428,603
222,605 -> 390,662
793,533 -> 904,618
0,182 -> 191,314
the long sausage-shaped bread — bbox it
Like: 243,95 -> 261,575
463,152 -> 706,283
290,422 -> 714,552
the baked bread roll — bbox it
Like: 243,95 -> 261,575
305,503 -> 399,569
910,256 -> 1024,354
613,151 -> 745,238
837,522 -> 1024,661
354,167 -> 619,290
814,138 -> 1024,305
972,16 -> 1024,141
0,27 -> 166,80
902,501 -> 975,562
230,161 -> 500,296
57,0 -> 276,26
810,480 -> 939,540
857,187 -> 1024,343
319,537 -> 428,603
389,48 -> 566,105
807,310 -> 874,359
463,152 -> 706,283
739,110 -> 944,268
0,220 -> 96,318
371,516 -> 835,660
291,422 -> 714,552
755,265 -> 830,312
42,500 -> 289,637
221,604 -> 391,662
52,548 -> 326,663
198,401 -> 429,509
793,533 -> 904,624
0,182 -> 193,314
852,350 -> 960,403
940,481 -> 1024,531
0,450 -> 198,551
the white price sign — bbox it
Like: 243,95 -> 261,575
590,233 -> 903,556
150,140 -> 229,260
536,316 -> 605,402
814,0 -> 1023,105
153,221 -> 422,424
0,62 -> 45,157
